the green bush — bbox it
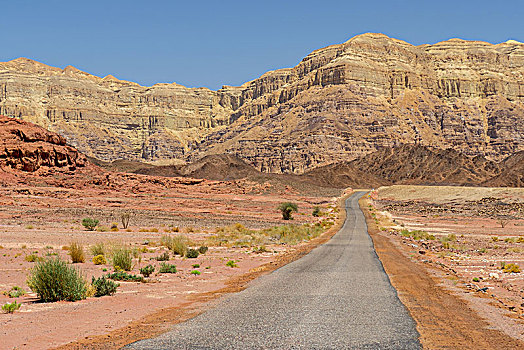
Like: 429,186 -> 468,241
27,258 -> 88,302
186,249 -> 199,259
154,252 -> 170,261
82,218 -> 99,231
140,265 -> 155,277
25,254 -> 42,263
278,202 -> 298,220
92,255 -> 107,265
472,277 -> 480,282
192,264 -> 200,268
312,206 -> 321,217
161,235 -> 188,257
159,262 -> 177,273
68,242 -> 85,263
91,276 -> 119,297
111,246 -> 133,271
226,260 -> 238,268
106,271 -> 144,282
190,270 -> 201,275
3,286 -> 25,298
400,230 -> 435,241
198,246 -> 208,254
90,242 -> 105,256
2,301 -> 21,313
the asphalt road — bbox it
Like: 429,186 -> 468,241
128,192 -> 421,349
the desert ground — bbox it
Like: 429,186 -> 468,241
0,169 -> 343,349
368,185 -> 524,344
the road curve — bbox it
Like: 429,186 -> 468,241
128,192 -> 420,349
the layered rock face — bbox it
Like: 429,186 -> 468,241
198,34 -> 524,172
0,115 -> 87,172
1,33 -> 523,172
0,59 -> 235,161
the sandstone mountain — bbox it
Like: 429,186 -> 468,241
1,33 -> 523,173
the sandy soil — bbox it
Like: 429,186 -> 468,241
367,185 -> 524,347
0,177 -> 342,350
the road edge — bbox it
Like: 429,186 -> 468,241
359,194 -> 524,349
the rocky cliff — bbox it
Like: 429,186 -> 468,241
1,33 -> 523,172
0,115 -> 87,172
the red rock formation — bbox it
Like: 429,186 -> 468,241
0,115 -> 87,172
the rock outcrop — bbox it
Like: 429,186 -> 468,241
0,115 -> 87,172
1,33 -> 523,172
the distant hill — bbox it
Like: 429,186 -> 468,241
94,144 -> 522,188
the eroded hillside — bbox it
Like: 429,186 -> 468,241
1,33 -> 523,172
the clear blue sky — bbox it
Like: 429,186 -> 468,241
1,0 -> 522,90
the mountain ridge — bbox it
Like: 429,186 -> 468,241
1,33 -> 523,173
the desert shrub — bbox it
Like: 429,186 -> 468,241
154,252 -> 170,261
121,213 -> 131,229
96,226 -> 109,232
90,242 -> 105,256
27,258 -> 87,302
192,264 -> 200,268
400,230 -> 435,241
262,224 -> 324,245
91,276 -> 119,297
504,237 -> 515,243
68,242 -> 85,263
501,262 -> 521,273
226,260 -> 238,268
159,262 -> 177,273
472,277 -> 480,282
186,249 -> 199,259
3,286 -> 25,298
517,237 -> 524,243
208,222 -> 324,247
110,223 -> 119,232
278,202 -> 298,220
2,301 -> 21,313
161,235 -> 188,257
492,236 -> 499,242
253,246 -> 268,253
25,254 -> 42,263
25,224 -> 34,230
312,206 -> 321,217
92,255 -> 107,265
140,265 -> 155,277
106,271 -> 144,282
111,246 -> 133,271
190,270 -> 201,275
82,218 -> 99,231
440,234 -> 457,243
198,246 -> 208,254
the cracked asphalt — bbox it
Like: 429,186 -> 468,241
128,191 -> 421,349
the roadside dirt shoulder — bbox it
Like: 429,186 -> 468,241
360,195 -> 524,350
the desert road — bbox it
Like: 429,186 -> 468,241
128,192 -> 421,349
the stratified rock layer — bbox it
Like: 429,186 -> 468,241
1,33 -> 523,172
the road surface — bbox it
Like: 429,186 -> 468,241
128,191 -> 420,349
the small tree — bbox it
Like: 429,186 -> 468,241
82,218 -> 99,231
312,206 -> 321,217
121,213 -> 131,229
278,202 -> 298,220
